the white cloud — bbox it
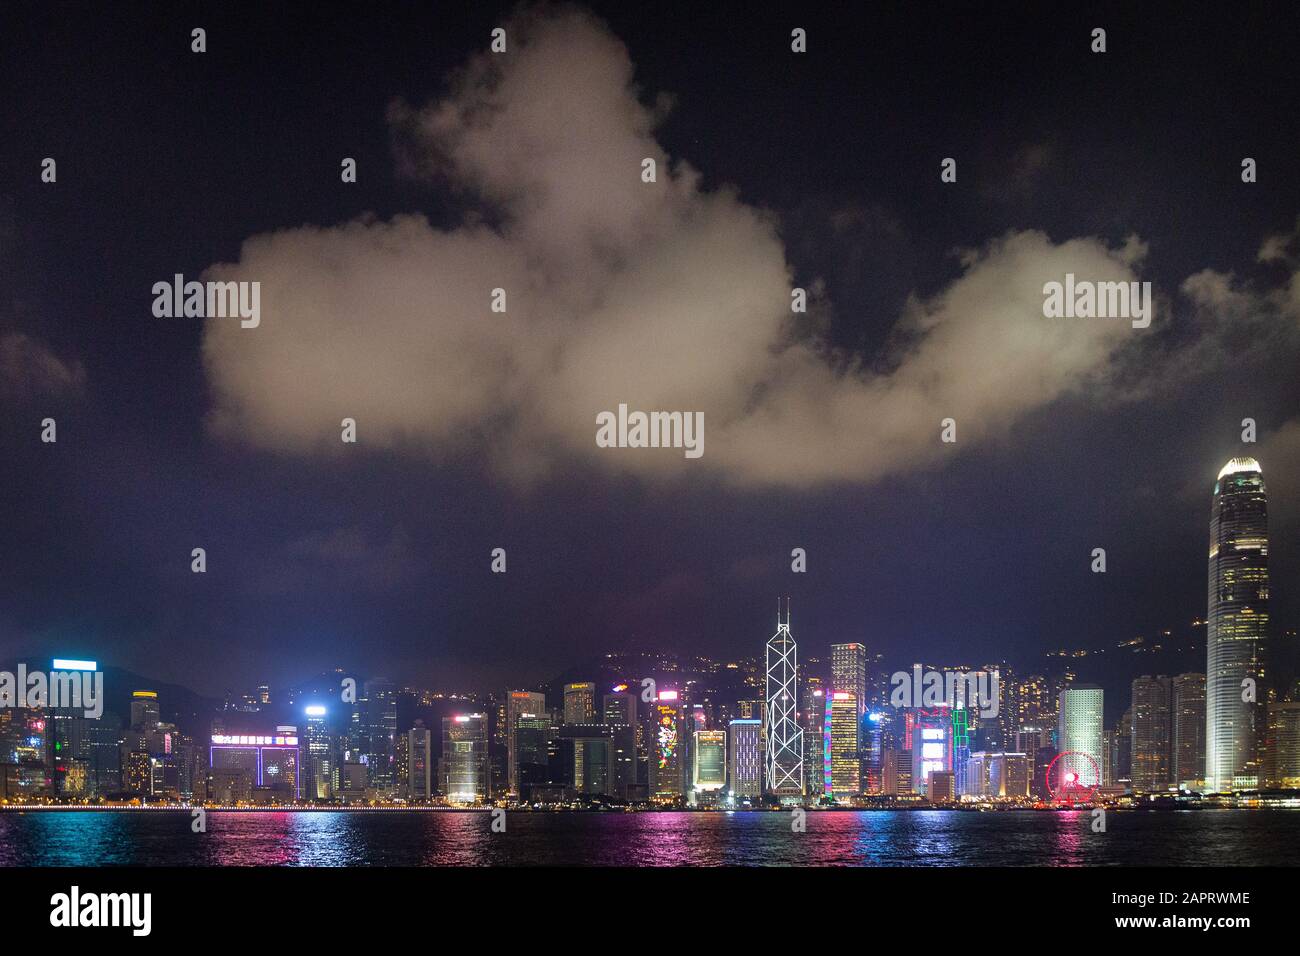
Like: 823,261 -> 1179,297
203,6 -> 1161,488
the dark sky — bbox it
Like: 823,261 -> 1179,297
2,1 -> 1299,697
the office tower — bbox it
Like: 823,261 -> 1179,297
1131,676 -> 1173,793
883,748 -> 912,796
830,643 -> 868,717
513,713 -> 552,797
303,705 -> 333,800
928,771 -> 956,803
406,722 -> 433,801
1206,457 -> 1270,792
130,691 -> 160,731
1265,701 -> 1300,788
556,724 -> 613,796
765,599 -> 804,798
1013,675 -> 1052,725
861,712 -> 885,794
804,690 -> 824,797
361,679 -> 398,790
908,709 -> 952,795
563,683 -> 596,725
1171,673 -> 1207,788
1056,686 -> 1104,792
507,691 -> 547,797
650,691 -> 685,802
692,730 -> 727,796
826,692 -> 860,800
603,688 -> 637,727
728,719 -> 762,802
967,752 -> 1031,799
441,713 -> 489,804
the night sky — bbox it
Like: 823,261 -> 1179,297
2,2 -> 1299,697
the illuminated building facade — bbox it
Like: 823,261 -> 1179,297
1206,457 -> 1270,792
406,723 -> 433,801
1266,701 -> 1300,788
830,643 -> 868,717
563,683 -> 596,725
441,713 -> 490,804
765,600 -> 804,798
693,730 -> 727,794
651,692 -> 684,802
507,691 -> 547,797
1056,686 -> 1104,792
826,692 -> 859,800
1171,673 -> 1206,788
907,709 -> 951,795
728,718 -> 762,802
209,729 -> 302,799
1131,676 -> 1172,793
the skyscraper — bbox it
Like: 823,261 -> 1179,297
650,691 -> 685,803
1265,701 -> 1300,789
826,692 -> 860,800
441,713 -> 489,805
563,683 -> 596,725
1130,676 -> 1172,793
507,691 -> 547,797
1171,673 -> 1206,788
765,599 -> 803,799
1206,456 -> 1270,792
728,718 -> 762,803
692,730 -> 727,798
406,722 -> 433,801
1056,686 -> 1104,793
830,643 -> 867,717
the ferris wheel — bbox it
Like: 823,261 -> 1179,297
1046,751 -> 1101,804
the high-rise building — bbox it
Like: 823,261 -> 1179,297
883,748 -> 913,796
728,719 -> 762,802
1131,676 -> 1172,793
765,600 -> 803,798
1056,686 -> 1104,793
129,691 -> 160,731
650,691 -> 685,803
563,683 -> 596,725
507,691 -> 547,797
1206,457 -> 1270,792
692,730 -> 727,795
361,679 -> 398,791
1171,673 -> 1206,788
908,709 -> 952,796
406,722 -> 433,801
826,692 -> 860,800
557,724 -> 613,796
1266,701 -> 1300,788
603,688 -> 637,727
928,771 -> 956,803
830,643 -> 868,717
441,713 -> 489,805
966,752 -> 1031,799
303,704 -> 333,800
513,713 -> 552,798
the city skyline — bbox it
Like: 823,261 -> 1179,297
3,4 -> 1300,698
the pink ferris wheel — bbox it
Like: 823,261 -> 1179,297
1046,751 -> 1101,804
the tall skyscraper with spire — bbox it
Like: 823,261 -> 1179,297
1206,457 -> 1270,792
765,599 -> 804,799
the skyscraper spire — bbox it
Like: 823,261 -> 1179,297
1206,456 -> 1269,792
765,597 -> 804,800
